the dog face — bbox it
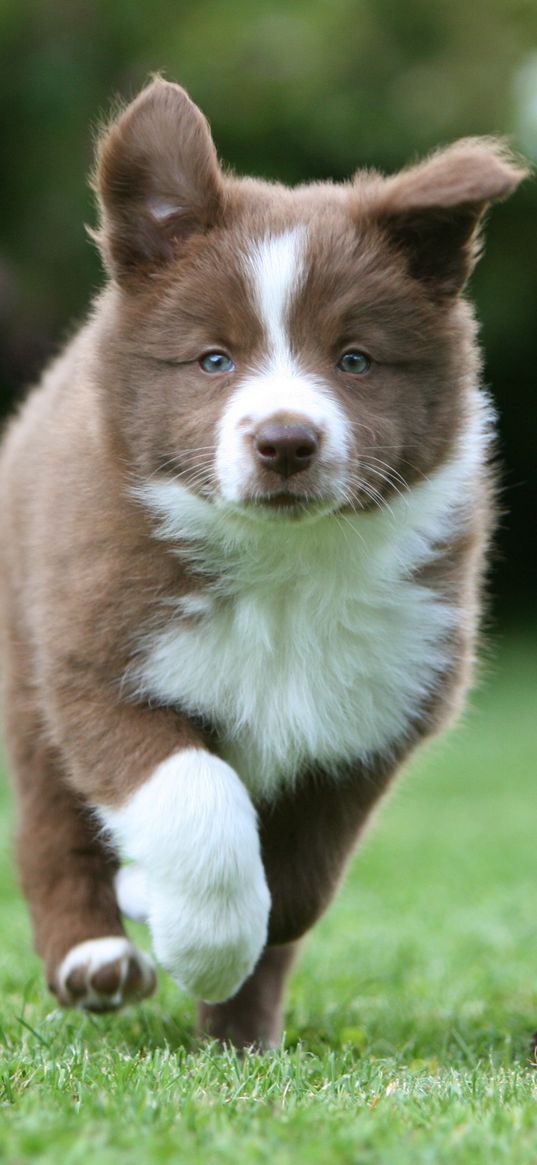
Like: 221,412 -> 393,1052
94,81 -> 524,520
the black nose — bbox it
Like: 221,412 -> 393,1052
255,423 -> 319,478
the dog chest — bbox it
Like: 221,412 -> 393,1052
134,464 -> 469,799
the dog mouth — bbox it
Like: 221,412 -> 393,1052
256,491 -> 306,510
241,488 -> 339,520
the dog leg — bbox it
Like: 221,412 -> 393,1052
3,632 -> 155,1011
13,732 -> 156,1010
197,942 -> 300,1049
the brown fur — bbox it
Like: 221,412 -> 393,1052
0,80 -> 526,1045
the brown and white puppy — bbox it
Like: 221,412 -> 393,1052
0,80 -> 526,1047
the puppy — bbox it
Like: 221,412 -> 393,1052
0,80 -> 525,1047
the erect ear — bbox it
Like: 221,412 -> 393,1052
93,78 -> 224,284
370,138 -> 528,297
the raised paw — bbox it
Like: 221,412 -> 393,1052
53,936 -> 156,1011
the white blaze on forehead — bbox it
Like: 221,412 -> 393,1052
244,227 -> 307,362
214,228 -> 352,503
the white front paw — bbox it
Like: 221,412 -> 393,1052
99,748 -> 271,1003
149,864 -> 270,1002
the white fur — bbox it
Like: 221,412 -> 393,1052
147,196 -> 183,221
135,397 -> 491,799
98,749 -> 271,1003
215,369 -> 351,505
215,230 -> 351,504
57,937 -> 155,1009
115,864 -> 150,923
245,229 -> 307,364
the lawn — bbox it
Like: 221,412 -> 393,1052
0,632 -> 536,1163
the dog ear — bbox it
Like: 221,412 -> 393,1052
93,78 -> 224,284
370,139 -> 528,297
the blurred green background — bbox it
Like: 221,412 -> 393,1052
1,0 -> 536,615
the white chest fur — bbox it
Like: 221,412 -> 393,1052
134,430 -> 485,801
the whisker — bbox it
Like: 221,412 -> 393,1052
143,446 -> 218,484
357,465 -> 409,507
334,488 -> 371,540
347,476 -> 396,520
167,466 -> 216,491
359,456 -> 409,487
334,510 -> 362,552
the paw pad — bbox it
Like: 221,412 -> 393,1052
54,936 -> 156,1011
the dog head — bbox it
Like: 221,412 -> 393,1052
93,79 -> 526,520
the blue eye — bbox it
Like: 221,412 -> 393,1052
199,351 -> 235,374
337,350 -> 371,375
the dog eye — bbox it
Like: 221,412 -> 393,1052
199,351 -> 236,374
337,350 -> 371,375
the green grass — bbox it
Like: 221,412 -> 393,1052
1,633 -> 536,1163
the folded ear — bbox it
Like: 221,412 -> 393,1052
370,138 -> 528,297
93,78 -> 224,284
